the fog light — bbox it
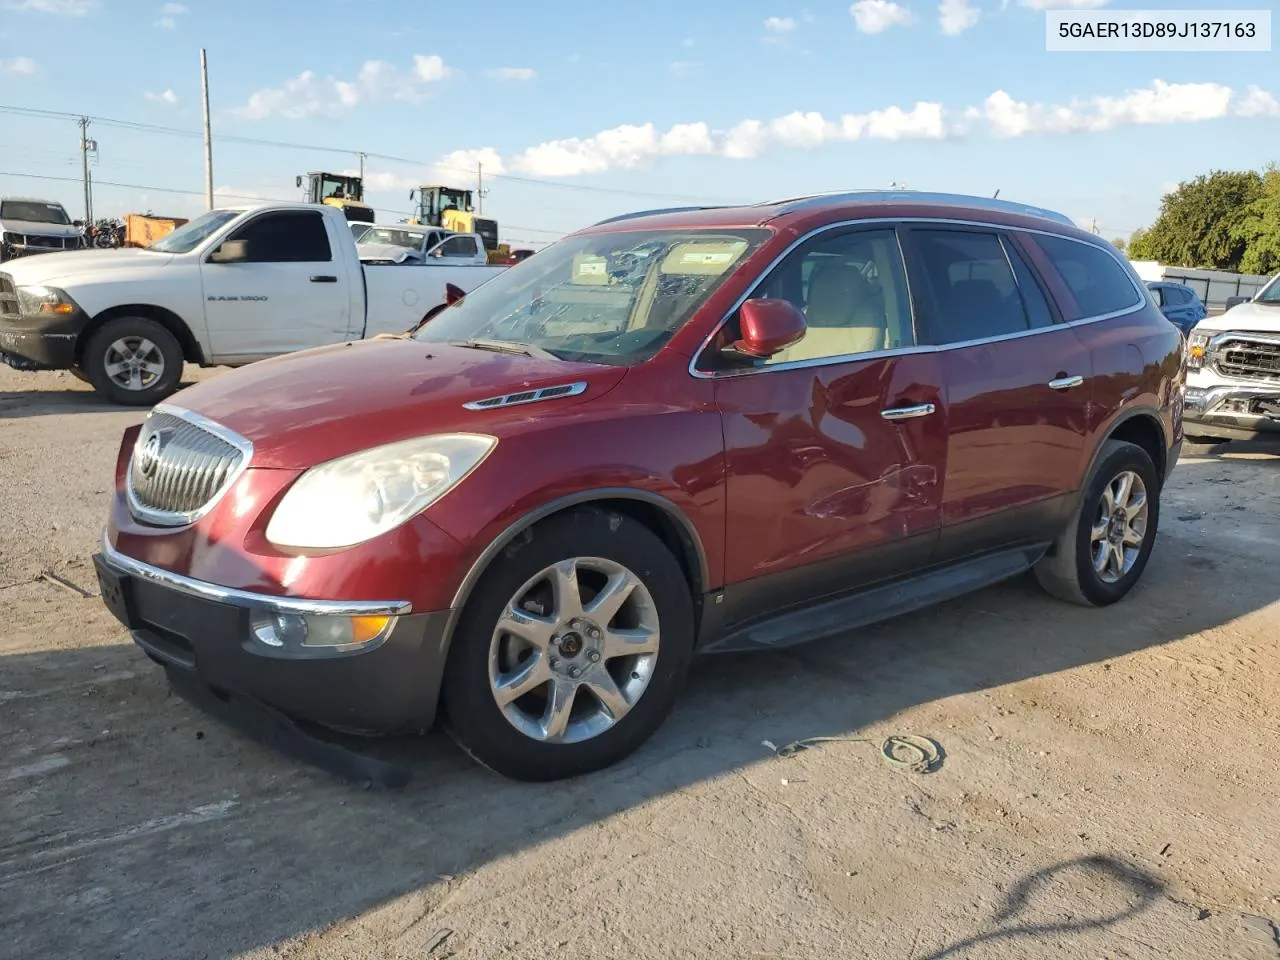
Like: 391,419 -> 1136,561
247,611 -> 392,654
249,612 -> 307,648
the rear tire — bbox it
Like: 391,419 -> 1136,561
441,508 -> 695,782
1034,439 -> 1160,607
83,317 -> 183,407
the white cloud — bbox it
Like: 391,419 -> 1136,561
155,16 -> 176,27
2,0 -> 94,14
669,60 -> 702,76
160,2 -> 186,12
681,37 -> 695,47
850,0 -> 915,33
498,101 -> 947,176
938,0 -> 979,34
234,56 -> 454,120
1018,0 -> 1107,7
0,56 -> 37,74
145,88 -> 178,104
1235,85 -> 1280,118
764,16 -> 796,32
413,54 -> 451,82
968,80 -> 1249,137
485,66 -> 536,82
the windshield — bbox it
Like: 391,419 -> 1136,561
0,200 -> 71,225
148,209 -> 243,254
361,226 -> 426,250
1255,275 -> 1280,304
415,227 -> 770,365
320,175 -> 362,201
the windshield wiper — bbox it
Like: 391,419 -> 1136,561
451,338 -> 561,361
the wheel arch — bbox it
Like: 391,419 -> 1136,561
441,488 -> 710,666
1086,406 -> 1170,489
76,304 -> 206,366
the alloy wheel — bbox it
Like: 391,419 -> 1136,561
487,557 -> 661,745
1090,469 -> 1149,584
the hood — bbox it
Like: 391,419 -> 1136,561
0,247 -> 173,285
357,242 -> 418,264
1195,299 -> 1280,334
0,218 -> 81,240
169,338 -> 629,469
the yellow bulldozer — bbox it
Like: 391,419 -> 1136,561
298,172 -> 375,225
408,185 -> 500,258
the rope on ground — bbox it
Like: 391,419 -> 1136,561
762,734 -> 942,774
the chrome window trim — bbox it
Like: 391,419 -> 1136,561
125,403 -> 255,527
99,530 -> 412,617
687,215 -> 1147,380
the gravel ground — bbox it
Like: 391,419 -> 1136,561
3,364 -> 1280,960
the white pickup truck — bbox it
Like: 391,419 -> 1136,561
0,201 -> 508,405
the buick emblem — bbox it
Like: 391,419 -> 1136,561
137,431 -> 164,478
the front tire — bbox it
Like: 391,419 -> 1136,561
83,317 -> 183,406
1034,439 -> 1160,607
441,508 -> 695,782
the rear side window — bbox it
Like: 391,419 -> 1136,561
228,211 -> 333,263
435,236 -> 475,258
1028,234 -> 1141,321
911,230 -> 1029,344
1003,239 -> 1056,328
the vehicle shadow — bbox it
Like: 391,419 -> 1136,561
1,523 -> 1273,959
0,367 -> 206,419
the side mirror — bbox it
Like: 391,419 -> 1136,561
208,239 -> 248,264
445,282 -> 466,305
731,298 -> 807,359
295,176 -> 303,188
409,189 -> 416,201
73,219 -> 84,228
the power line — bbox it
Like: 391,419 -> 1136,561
0,102 -> 746,204
0,170 -> 569,236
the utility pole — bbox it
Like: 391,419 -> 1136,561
477,162 -> 484,214
78,116 -> 92,224
200,48 -> 214,210
357,152 -> 366,180
1090,217 -> 1099,235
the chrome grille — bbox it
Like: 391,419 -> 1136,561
0,273 -> 16,318
1214,336 -> 1280,383
126,406 -> 252,526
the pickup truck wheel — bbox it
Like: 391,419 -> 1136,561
441,508 -> 695,782
1034,439 -> 1160,607
67,366 -> 90,383
83,317 -> 183,407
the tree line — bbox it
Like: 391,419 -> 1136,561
1110,164 -> 1279,276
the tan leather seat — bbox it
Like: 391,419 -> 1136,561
773,262 -> 889,363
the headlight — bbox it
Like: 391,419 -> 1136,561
16,284 -> 78,316
1186,331 -> 1210,370
265,433 -> 496,549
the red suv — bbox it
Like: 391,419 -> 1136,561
93,192 -> 1184,782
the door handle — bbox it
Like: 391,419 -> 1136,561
310,275 -> 338,283
880,403 -> 936,421
1048,375 -> 1084,390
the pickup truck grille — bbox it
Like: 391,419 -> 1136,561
0,273 -> 17,318
126,409 -> 252,526
1215,336 -> 1280,383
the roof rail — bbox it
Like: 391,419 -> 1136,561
591,205 -> 725,227
764,190 -> 1076,226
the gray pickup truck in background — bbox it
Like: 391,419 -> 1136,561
0,197 -> 84,261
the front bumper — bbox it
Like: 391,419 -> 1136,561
0,310 -> 85,370
1182,382 -> 1280,440
93,535 -> 453,735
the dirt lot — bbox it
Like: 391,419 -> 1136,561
3,364 -> 1280,960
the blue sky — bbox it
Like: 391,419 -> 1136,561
0,0 -> 1275,247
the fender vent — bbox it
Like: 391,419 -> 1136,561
463,381 -> 588,410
